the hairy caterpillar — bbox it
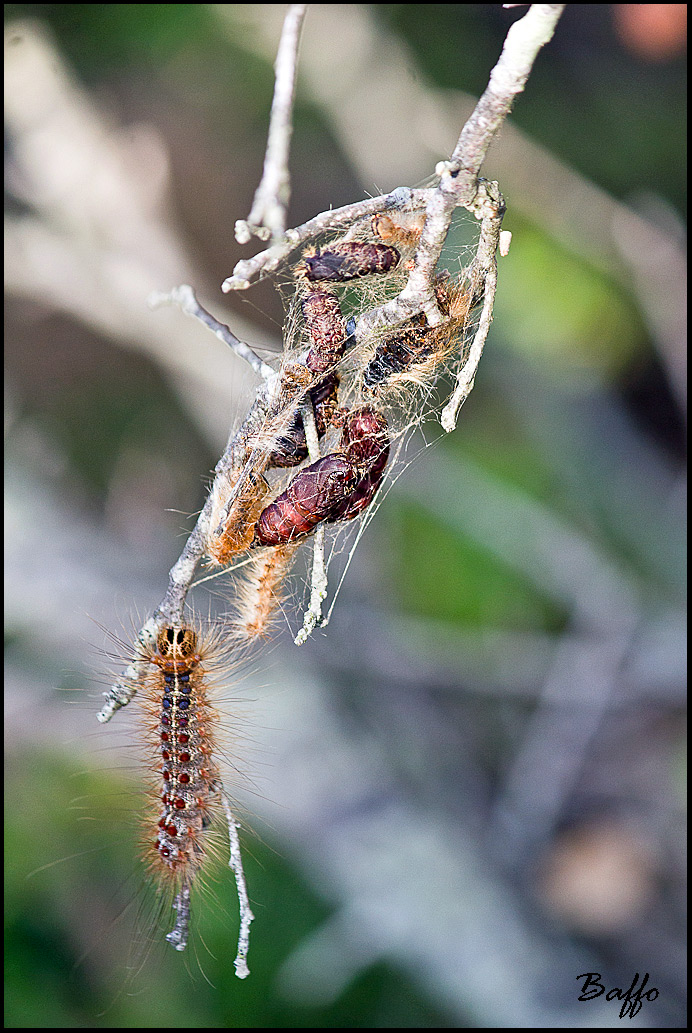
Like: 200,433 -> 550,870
371,211 -> 427,249
133,621 -> 253,976
207,469 -> 270,566
231,544 -> 298,640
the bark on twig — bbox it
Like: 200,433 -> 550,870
235,3 -> 307,244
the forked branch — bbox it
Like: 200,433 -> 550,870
99,4 -> 565,721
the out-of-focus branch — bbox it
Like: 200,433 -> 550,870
3,20 -> 277,452
149,284 -> 275,380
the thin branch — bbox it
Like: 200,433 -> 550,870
235,3 -> 307,244
294,525 -> 328,645
449,4 -> 566,204
345,5 -> 563,346
149,284 -> 275,380
223,186 -> 430,291
97,618 -> 159,723
166,882 -> 192,951
294,397 -> 328,645
221,794 -> 255,979
441,180 -> 506,431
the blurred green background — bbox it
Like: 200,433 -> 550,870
5,4 -> 686,1028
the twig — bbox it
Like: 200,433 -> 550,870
235,4 -> 307,244
441,180 -> 506,431
221,794 -> 255,979
166,881 -> 192,951
294,397 -> 328,644
294,525 -> 328,645
97,618 -> 159,723
149,285 -> 275,380
223,186 -> 430,291
449,4 -> 566,204
355,4 -> 563,413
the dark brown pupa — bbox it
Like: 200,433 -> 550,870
299,241 -> 400,283
266,372 -> 341,467
301,288 -> 348,374
329,407 -> 390,522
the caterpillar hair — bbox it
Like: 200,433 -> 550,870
231,544 -> 298,641
207,468 -> 269,566
133,621 -> 254,977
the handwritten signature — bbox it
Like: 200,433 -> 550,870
577,971 -> 659,1019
